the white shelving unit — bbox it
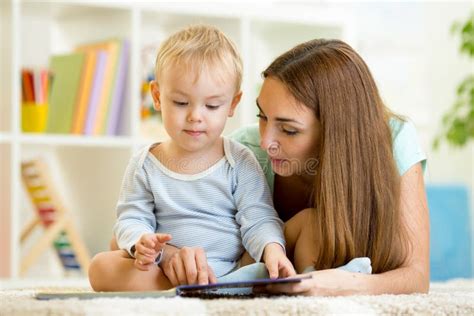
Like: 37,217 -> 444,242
0,0 -> 349,278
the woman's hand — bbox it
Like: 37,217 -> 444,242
160,246 -> 217,287
261,269 -> 365,296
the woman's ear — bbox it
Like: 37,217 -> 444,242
150,80 -> 161,111
228,91 -> 242,117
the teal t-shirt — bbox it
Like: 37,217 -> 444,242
230,118 -> 427,193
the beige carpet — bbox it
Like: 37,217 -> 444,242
0,278 -> 473,315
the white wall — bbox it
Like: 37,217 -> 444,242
314,1 -> 473,201
273,0 -> 473,212
346,2 -> 474,188
266,1 -> 472,189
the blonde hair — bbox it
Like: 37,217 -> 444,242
155,24 -> 242,91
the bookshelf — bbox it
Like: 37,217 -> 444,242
0,0 -> 350,278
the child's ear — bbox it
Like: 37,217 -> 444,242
228,91 -> 242,117
150,80 -> 161,111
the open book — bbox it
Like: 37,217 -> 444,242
36,276 -> 312,300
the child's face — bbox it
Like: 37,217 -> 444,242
151,63 -> 241,154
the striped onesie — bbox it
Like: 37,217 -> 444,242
114,137 -> 285,277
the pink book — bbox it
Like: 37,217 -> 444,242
106,40 -> 129,135
83,51 -> 108,135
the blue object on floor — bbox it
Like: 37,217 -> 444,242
427,184 -> 472,281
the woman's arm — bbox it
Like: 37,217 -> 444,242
283,208 -> 308,270
370,162 -> 430,294
264,163 -> 430,296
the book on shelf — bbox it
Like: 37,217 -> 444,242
41,38 -> 129,136
46,53 -> 85,134
76,39 -> 121,135
82,51 -> 108,136
71,50 -> 98,134
106,40 -> 129,136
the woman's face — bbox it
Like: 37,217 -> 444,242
257,77 -> 321,177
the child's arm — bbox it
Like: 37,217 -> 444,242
114,149 -> 157,258
263,209 -> 309,278
231,143 -> 287,267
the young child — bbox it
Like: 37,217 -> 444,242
88,24 -> 294,292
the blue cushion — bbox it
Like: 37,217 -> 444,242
426,184 -> 472,281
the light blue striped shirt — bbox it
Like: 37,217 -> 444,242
114,137 -> 285,277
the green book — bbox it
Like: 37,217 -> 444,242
47,53 -> 85,134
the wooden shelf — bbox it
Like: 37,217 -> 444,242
19,134 -> 133,148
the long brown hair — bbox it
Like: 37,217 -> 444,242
263,39 -> 407,273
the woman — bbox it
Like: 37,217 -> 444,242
232,38 -> 429,295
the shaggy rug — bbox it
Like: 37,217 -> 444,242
0,278 -> 472,315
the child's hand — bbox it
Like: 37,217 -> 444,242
263,243 -> 296,279
133,233 -> 172,271
161,246 -> 217,286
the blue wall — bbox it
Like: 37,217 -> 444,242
427,184 -> 472,281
